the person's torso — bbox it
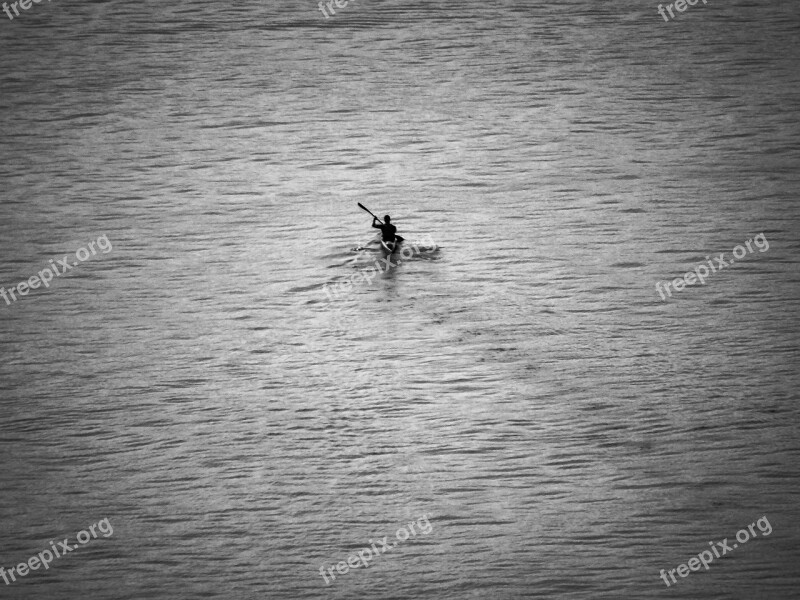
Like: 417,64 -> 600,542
381,223 -> 396,240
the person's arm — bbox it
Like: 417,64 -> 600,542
372,217 -> 381,229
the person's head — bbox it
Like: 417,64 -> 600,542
384,215 -> 391,223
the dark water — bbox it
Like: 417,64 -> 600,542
1,0 -> 799,598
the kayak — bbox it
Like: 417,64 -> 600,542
380,239 -> 398,256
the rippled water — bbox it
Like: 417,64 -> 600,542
1,0 -> 799,598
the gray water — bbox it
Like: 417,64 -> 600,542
1,0 -> 799,598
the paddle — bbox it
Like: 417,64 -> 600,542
358,203 -> 404,242
358,202 -> 382,224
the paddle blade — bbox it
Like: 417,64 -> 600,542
358,203 -> 381,223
